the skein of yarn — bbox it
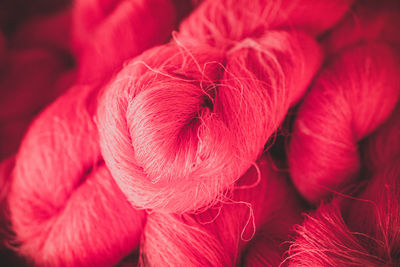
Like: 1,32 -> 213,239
288,42 -> 400,204
1,0 -> 199,264
7,86 -> 145,266
96,0 -> 325,213
323,0 -> 400,54
4,0 -> 400,265
141,154 -> 304,266
287,107 -> 400,266
72,0 -> 183,82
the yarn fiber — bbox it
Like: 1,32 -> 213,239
96,0 -> 325,213
288,42 -> 400,204
0,0 -> 399,266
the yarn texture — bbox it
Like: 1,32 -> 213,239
0,0 -> 399,266
96,0 -> 324,213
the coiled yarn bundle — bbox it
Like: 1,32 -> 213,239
287,106 -> 400,266
8,86 -> 146,266
96,0 -> 340,213
288,42 -> 400,204
0,0 -> 399,266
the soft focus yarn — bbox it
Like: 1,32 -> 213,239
0,157 -> 28,267
0,48 -> 71,121
2,0 -> 400,265
7,86 -> 145,266
0,1 -> 75,162
10,9 -> 72,53
288,42 -> 400,204
96,0 -> 325,213
141,154 -> 303,266
0,157 -> 14,241
178,0 -> 353,44
0,0 -> 69,35
287,107 -> 400,266
0,48 -> 74,160
0,31 -> 5,62
323,0 -> 400,54
239,162 -> 305,266
72,0 -> 181,82
1,0 -> 195,264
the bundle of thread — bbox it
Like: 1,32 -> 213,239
96,0 -> 356,214
141,154 -> 305,266
0,0 -> 399,266
1,0 -> 193,265
7,85 -> 147,266
288,0 -> 400,203
286,0 -> 400,265
0,0 -> 75,161
0,0 -> 193,161
287,105 -> 400,266
288,42 -> 400,203
71,0 -> 191,83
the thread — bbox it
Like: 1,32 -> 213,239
72,0 -> 179,83
288,42 -> 400,204
0,157 -> 14,243
0,48 -> 74,160
7,86 -> 145,266
141,154 -> 303,266
323,0 -> 400,54
97,0 -> 324,213
3,0 -> 397,265
0,0 -> 69,34
240,162 -> 305,267
287,108 -> 400,266
178,0 -> 353,45
0,157 -> 28,267
11,8 -> 72,53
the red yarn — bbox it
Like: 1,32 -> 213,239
363,106 -> 400,172
5,0 -> 398,265
1,0 -> 194,264
11,8 -> 72,53
323,0 -> 400,54
141,154 -> 303,266
0,0 -> 69,33
0,48 -> 74,160
0,157 -> 13,241
72,0 -> 180,82
7,86 -> 145,266
287,108 -> 400,266
288,42 -> 400,204
97,0 -> 324,214
178,0 -> 353,44
97,30 -> 321,213
240,166 -> 305,266
0,157 -> 28,266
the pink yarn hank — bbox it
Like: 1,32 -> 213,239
72,0 -> 179,82
287,107 -> 400,266
288,42 -> 400,204
96,29 -> 321,213
7,86 -> 145,266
